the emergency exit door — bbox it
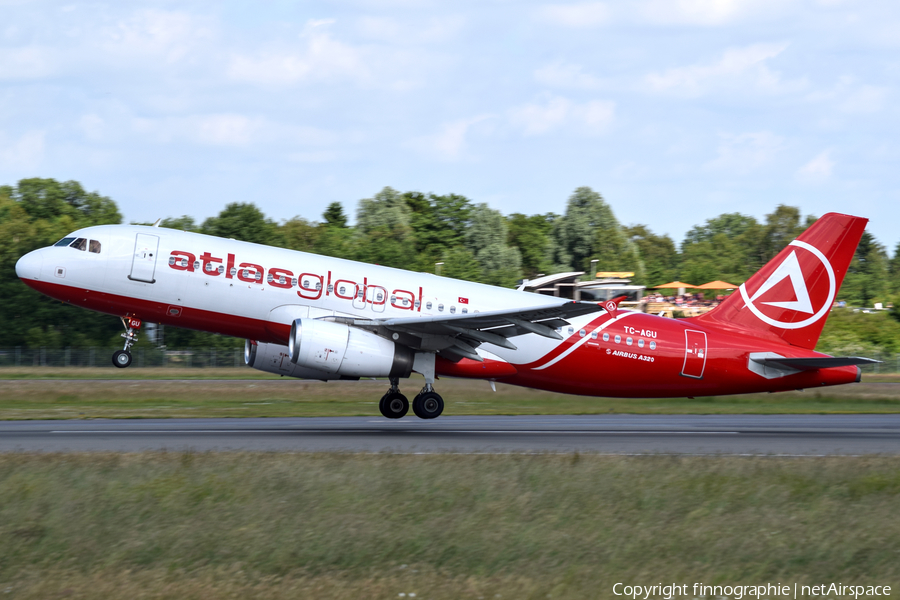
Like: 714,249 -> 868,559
129,233 -> 159,283
680,329 -> 708,379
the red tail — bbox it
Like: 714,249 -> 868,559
695,212 -> 868,349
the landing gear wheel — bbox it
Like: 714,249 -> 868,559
412,391 -> 444,419
379,392 -> 409,419
112,350 -> 133,368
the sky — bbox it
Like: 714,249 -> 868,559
2,0 -> 899,252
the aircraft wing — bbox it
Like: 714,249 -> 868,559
330,301 -> 605,362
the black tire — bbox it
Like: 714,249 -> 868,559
112,350 -> 132,368
379,392 -> 409,419
412,391 -> 444,419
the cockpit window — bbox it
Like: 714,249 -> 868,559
71,238 -> 87,251
54,237 -> 76,247
89,240 -> 101,253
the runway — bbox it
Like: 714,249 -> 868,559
2,414 -> 900,454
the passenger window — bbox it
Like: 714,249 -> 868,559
55,237 -> 76,247
71,238 -> 87,251
89,240 -> 101,253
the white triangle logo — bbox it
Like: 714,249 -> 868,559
748,250 -> 814,314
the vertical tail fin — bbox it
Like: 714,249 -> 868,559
695,212 -> 868,349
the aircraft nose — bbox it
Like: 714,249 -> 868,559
15,249 -> 43,281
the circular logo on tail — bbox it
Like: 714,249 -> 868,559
739,240 -> 836,330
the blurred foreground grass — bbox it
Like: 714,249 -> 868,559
1,453 -> 898,599
0,369 -> 899,418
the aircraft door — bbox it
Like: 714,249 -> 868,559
367,285 -> 386,313
352,283 -> 366,310
680,329 -> 708,379
129,233 -> 160,283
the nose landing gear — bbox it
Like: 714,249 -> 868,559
112,316 -> 142,369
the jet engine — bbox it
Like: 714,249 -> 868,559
288,318 -> 413,378
244,339 -> 339,379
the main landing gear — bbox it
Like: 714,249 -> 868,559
112,316 -> 142,369
379,377 -> 444,420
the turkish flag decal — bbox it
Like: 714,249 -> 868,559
458,297 -> 469,304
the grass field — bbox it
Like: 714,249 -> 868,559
0,368 -> 899,419
1,452 -> 898,599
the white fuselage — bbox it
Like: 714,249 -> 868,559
16,224 -> 579,366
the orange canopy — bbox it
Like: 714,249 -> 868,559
653,281 -> 695,289
695,280 -> 739,290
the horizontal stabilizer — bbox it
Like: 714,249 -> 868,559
753,356 -> 881,371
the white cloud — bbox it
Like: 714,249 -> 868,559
0,130 -> 45,170
704,131 -> 784,174
839,85 -> 887,113
797,150 -> 835,181
99,10 -> 213,64
78,114 -> 105,141
287,150 -> 339,163
509,96 -> 615,135
191,114 -> 262,146
646,42 -> 803,96
510,97 -> 570,135
636,0 -> 784,26
355,15 -> 464,44
228,20 -> 368,86
537,0 -> 794,27
130,113 -> 336,148
0,46 -> 56,80
581,100 -> 616,129
534,62 -> 604,89
536,2 -> 610,28
413,115 -> 492,161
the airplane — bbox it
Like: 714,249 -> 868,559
15,211 -> 878,419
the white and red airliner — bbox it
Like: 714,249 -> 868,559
15,212 -> 877,419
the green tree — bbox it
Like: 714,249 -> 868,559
680,234 -> 749,287
762,205 -> 810,263
508,213 -> 556,279
13,178 -> 121,225
356,187 -> 413,240
465,203 -> 522,287
841,231 -> 889,307
201,203 -> 279,246
322,202 -> 348,228
0,179 -> 123,347
353,187 -> 413,268
280,217 -> 320,253
624,225 -> 679,286
160,216 -> 200,232
889,242 -> 900,293
680,212 -> 764,283
551,187 -> 642,279
440,246 -> 483,282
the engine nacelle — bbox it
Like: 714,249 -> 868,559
288,318 -> 413,378
244,339 -> 341,380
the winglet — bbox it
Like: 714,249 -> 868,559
603,295 -> 628,318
